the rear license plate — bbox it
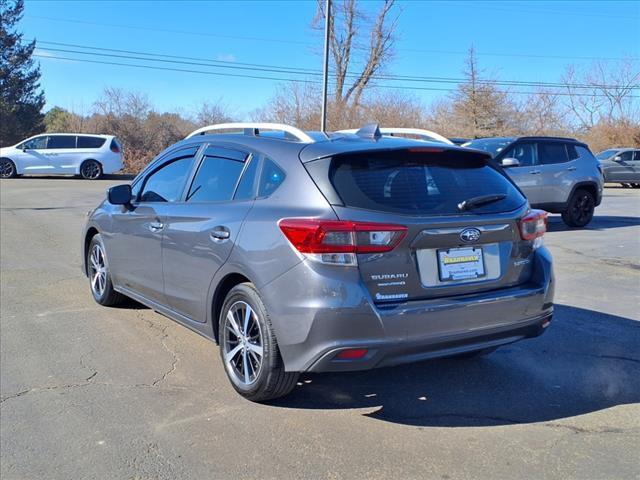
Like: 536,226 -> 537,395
437,247 -> 485,282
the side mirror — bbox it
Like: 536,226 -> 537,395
613,156 -> 622,162
500,157 -> 520,168
108,184 -> 132,206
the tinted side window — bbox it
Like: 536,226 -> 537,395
258,158 -> 286,197
186,155 -> 245,202
502,142 -> 537,167
633,151 -> 640,161
21,136 -> 48,149
566,144 -> 579,160
47,135 -> 76,149
140,150 -> 196,202
77,136 -> 106,148
234,155 -> 259,201
618,151 -> 633,161
538,142 -> 569,164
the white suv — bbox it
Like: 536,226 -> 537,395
0,133 -> 124,180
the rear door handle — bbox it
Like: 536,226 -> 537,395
210,227 -> 230,241
528,170 -> 541,175
149,220 -> 164,232
567,166 -> 577,171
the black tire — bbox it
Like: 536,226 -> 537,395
219,283 -> 298,402
632,183 -> 640,189
561,188 -> 595,228
80,160 -> 103,180
87,234 -> 126,306
0,158 -> 17,178
450,347 -> 498,359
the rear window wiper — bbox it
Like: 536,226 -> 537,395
458,194 -> 507,211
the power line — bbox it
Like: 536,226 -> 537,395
33,42 -> 640,91
34,53 -> 640,98
27,15 -> 638,62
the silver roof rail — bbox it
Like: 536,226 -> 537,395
337,127 -> 454,145
185,122 -> 315,143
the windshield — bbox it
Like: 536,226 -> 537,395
596,149 -> 620,160
463,138 -> 514,157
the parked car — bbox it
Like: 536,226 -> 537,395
82,122 -> 554,401
0,133 -> 123,179
463,136 -> 603,228
596,148 -> 640,187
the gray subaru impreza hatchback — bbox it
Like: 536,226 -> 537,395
82,123 -> 554,401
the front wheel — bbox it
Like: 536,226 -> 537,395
87,234 -> 126,306
0,159 -> 17,178
80,160 -> 103,180
561,189 -> 595,228
219,283 -> 298,402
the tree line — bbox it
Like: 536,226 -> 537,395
2,0 -> 639,173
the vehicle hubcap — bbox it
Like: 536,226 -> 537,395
0,160 -> 14,178
83,162 -> 100,179
89,244 -> 107,297
223,301 -> 264,386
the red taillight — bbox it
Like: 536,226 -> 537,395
334,348 -> 368,360
278,219 -> 407,254
518,209 -> 548,241
110,141 -> 120,153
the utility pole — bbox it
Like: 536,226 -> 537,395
320,0 -> 331,132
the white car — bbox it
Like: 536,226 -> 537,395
0,133 -> 124,179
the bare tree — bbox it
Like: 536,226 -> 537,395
448,46 -> 516,138
562,58 -> 640,131
193,99 -> 233,126
314,0 -> 399,109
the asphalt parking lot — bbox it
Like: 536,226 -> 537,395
1,177 -> 639,480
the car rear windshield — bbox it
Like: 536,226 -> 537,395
316,150 -> 525,216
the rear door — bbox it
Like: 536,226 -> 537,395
106,147 -> 199,304
632,151 -> 640,182
498,141 -> 544,204
310,148 -> 532,304
536,141 -> 576,204
46,135 -> 79,173
161,145 -> 259,322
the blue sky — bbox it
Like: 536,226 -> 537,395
22,0 -> 640,119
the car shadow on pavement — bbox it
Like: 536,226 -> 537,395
272,304 -> 640,427
547,215 -> 640,232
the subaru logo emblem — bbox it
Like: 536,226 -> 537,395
460,228 -> 481,243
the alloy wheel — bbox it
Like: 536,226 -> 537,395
571,193 -> 594,224
89,243 -> 107,298
82,161 -> 101,179
0,160 -> 15,178
223,301 -> 264,386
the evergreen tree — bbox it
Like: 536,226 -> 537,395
0,0 -> 45,146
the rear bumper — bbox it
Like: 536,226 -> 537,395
259,247 -> 554,373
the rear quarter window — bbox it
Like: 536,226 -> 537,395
320,150 -> 525,215
77,136 -> 106,148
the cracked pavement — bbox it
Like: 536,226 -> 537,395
1,177 -> 639,479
